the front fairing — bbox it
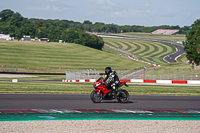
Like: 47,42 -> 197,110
93,82 -> 111,96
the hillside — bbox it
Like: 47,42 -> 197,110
103,37 -> 176,65
0,40 -> 146,73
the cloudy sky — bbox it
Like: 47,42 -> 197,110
0,0 -> 200,27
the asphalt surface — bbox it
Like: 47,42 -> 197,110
163,42 -> 185,63
0,94 -> 199,110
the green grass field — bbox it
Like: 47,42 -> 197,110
0,40 -> 146,73
103,37 -> 176,65
177,53 -> 188,64
0,81 -> 199,96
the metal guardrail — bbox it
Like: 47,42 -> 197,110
125,68 -> 200,80
1,64 -> 199,81
66,69 -> 101,80
65,68 -> 200,80
0,65 -> 18,72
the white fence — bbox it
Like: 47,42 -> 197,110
66,69 -> 101,80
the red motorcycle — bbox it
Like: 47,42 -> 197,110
90,77 -> 129,103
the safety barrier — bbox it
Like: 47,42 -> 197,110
62,79 -> 200,84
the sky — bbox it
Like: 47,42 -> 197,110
0,0 -> 200,27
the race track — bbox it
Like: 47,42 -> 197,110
163,42 -> 185,63
0,94 -> 199,111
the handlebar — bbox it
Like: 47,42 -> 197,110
125,83 -> 129,87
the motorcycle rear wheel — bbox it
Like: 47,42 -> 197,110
90,90 -> 103,103
117,90 -> 129,103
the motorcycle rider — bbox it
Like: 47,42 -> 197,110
101,67 -> 120,97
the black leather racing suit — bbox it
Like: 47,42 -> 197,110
102,70 -> 120,93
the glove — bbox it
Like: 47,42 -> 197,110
112,83 -> 116,89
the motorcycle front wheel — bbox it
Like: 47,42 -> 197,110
90,90 -> 103,103
117,90 -> 129,103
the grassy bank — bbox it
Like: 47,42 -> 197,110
0,81 -> 199,96
0,40 -> 145,73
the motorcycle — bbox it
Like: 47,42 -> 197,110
90,77 -> 129,103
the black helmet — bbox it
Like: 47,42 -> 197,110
105,67 -> 112,75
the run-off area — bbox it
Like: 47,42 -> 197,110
0,109 -> 200,121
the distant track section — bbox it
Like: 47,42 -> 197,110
98,34 -> 186,63
163,43 -> 185,63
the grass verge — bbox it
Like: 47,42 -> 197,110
0,81 -> 199,96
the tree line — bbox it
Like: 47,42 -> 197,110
0,9 -> 104,50
0,9 -> 191,50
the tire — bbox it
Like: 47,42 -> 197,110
117,90 -> 129,103
90,90 -> 103,103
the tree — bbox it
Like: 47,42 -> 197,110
65,28 -> 79,43
9,12 -> 23,27
0,9 -> 14,22
184,19 -> 200,70
179,26 -> 191,34
47,25 -> 61,42
83,20 -> 92,24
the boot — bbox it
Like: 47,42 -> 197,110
116,91 -> 120,96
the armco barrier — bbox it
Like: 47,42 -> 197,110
62,79 -> 200,84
